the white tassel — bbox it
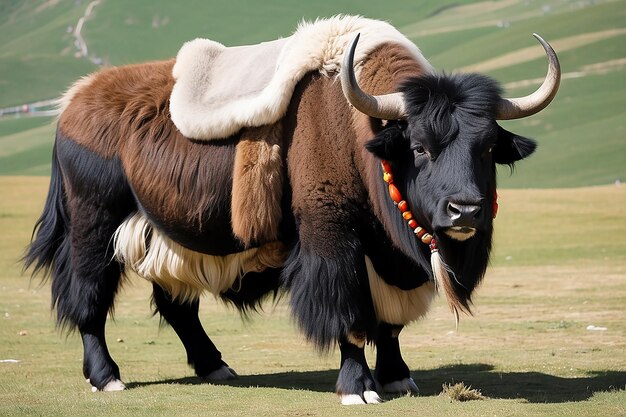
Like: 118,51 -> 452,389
431,249 -> 460,330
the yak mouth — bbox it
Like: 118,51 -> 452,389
443,226 -> 477,241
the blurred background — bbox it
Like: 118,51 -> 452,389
0,0 -> 624,188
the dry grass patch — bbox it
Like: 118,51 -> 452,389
440,382 -> 486,402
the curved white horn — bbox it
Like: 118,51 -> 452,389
497,33 -> 561,120
340,33 -> 407,120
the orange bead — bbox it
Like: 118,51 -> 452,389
398,200 -> 408,212
381,160 -> 392,173
388,184 -> 402,203
408,219 -> 418,229
383,172 -> 393,184
421,234 -> 433,244
402,211 -> 413,221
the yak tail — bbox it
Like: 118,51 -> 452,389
23,139 -> 70,281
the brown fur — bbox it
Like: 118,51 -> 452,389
283,43 -> 427,253
232,123 -> 284,246
57,43 -> 425,253
285,71 -> 366,254
59,59 -> 284,250
59,60 -> 177,158
352,43 -> 428,237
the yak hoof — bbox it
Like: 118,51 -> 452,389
340,390 -> 382,405
205,365 -> 238,382
91,378 -> 126,392
382,377 -> 419,395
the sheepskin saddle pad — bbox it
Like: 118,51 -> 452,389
169,15 -> 426,141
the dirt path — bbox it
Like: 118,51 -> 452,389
73,0 -> 102,64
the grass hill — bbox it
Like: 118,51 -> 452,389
0,0 -> 624,187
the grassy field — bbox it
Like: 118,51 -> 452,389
0,177 -> 624,416
1,1 -> 625,415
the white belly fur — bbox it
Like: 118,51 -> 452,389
113,213 -> 285,302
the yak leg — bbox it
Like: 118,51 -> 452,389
283,232 -> 378,403
69,200 -> 127,391
80,306 -> 124,392
42,133 -> 135,391
337,332 -> 381,405
151,284 -> 236,381
374,323 -> 418,394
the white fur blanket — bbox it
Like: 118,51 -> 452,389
169,15 -> 432,141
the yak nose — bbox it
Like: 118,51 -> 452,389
446,202 -> 482,226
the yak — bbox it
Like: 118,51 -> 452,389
24,16 -> 560,405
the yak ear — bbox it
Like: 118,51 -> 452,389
365,123 -> 409,161
493,125 -> 537,165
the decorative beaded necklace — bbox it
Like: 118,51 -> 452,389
381,160 -> 438,253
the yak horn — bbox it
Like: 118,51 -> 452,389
340,33 -> 407,120
497,33 -> 561,120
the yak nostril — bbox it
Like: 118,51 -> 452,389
447,202 -> 482,222
447,203 -> 462,218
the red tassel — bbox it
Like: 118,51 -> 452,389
493,189 -> 499,219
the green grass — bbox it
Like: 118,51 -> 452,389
0,0 -> 625,187
0,0 -> 97,107
497,68 -> 626,188
491,186 -> 626,266
419,0 -> 626,69
82,0 -> 478,64
0,177 -> 625,416
0,119 -> 54,175
1,4 -> 624,415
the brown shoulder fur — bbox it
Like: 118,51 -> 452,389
285,42 -> 427,254
352,43 -> 428,226
285,71 -> 366,255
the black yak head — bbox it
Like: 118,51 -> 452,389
340,33 -> 559,312
364,73 -> 536,310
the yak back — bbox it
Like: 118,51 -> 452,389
58,60 -> 264,255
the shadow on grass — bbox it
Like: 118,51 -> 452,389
126,363 -> 625,403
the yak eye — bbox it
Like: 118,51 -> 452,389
412,144 -> 426,155
481,143 -> 495,159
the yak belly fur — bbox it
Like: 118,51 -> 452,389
113,213 -> 286,301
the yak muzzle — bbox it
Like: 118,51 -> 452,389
443,201 -> 483,241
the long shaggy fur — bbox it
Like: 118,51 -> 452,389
282,241 -> 376,351
22,141 -> 68,279
400,73 -> 504,147
362,74 -> 511,316
231,122 -> 284,245
24,14 -> 540,397
25,132 -> 134,332
113,213 -> 286,301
